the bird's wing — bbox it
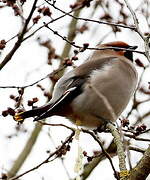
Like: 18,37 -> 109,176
14,70 -> 86,122
34,56 -> 117,121
33,73 -> 86,121
15,57 -> 112,122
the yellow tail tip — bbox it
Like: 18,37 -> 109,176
14,112 -> 24,122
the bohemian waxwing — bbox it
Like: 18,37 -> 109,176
14,41 -> 138,128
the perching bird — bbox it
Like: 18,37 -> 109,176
14,41 -> 138,128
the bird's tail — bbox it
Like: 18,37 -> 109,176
14,103 -> 52,122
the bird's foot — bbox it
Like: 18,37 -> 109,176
94,121 -> 116,133
95,124 -> 110,133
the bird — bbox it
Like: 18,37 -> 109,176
14,41 -> 138,129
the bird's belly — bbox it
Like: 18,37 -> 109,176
70,81 -> 135,128
69,92 -> 115,128
67,112 -> 104,128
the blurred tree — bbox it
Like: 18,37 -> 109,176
0,0 -> 150,180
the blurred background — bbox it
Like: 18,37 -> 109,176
0,0 -> 150,179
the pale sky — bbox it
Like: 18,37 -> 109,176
0,0 -> 149,179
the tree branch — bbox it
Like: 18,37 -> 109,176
0,0 -> 38,70
8,123 -> 42,178
82,129 -> 119,180
123,0 -> 150,62
46,0 -> 136,30
7,5 -> 82,179
0,65 -> 66,89
44,24 -> 144,55
129,145 -> 150,180
81,140 -> 117,180
9,132 -> 75,180
129,146 -> 145,154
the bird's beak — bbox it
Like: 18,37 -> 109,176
128,45 -> 138,50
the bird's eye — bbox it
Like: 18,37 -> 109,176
113,48 -> 121,51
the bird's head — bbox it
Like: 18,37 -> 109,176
95,41 -> 138,61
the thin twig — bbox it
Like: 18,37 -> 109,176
45,0 -> 136,30
82,129 -> 119,180
0,66 -> 66,89
123,127 -> 150,135
9,132 -> 75,180
123,0 -> 143,39
38,120 -> 75,132
0,0 -> 38,70
126,141 -> 132,170
129,146 -> 145,153
44,24 -> 144,55
23,8 -> 75,41
124,133 -> 150,142
123,0 -> 150,62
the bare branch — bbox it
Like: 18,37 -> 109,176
107,123 -> 128,180
8,123 -> 42,178
123,0 -> 144,39
0,0 -> 38,70
45,24 -> 144,54
38,120 -> 75,132
45,0 -> 136,30
129,146 -> 145,154
123,0 -> 150,62
124,134 -> 150,142
23,9 -> 74,41
82,129 -> 119,180
129,146 -> 150,180
8,132 -> 75,180
0,66 -> 66,89
80,140 -> 117,180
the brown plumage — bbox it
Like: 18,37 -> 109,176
14,41 -> 138,128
